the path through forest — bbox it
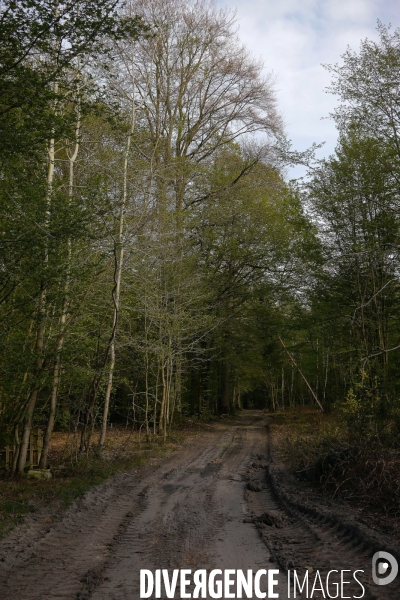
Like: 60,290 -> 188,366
0,412 -> 398,599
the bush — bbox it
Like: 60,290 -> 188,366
284,412 -> 400,517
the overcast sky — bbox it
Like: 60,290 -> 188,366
216,0 -> 399,177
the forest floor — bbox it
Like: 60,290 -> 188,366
0,410 -> 399,599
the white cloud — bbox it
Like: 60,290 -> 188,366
322,0 -> 377,24
216,0 -> 398,176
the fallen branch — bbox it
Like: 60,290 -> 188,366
277,335 -> 324,412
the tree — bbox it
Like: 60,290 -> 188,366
1,0 -> 321,466
326,22 -> 400,168
0,0 -> 145,159
102,0 -> 284,426
187,145 -> 316,413
306,131 -> 400,418
131,0 -> 282,212
0,0 -> 148,472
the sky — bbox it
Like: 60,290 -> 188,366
216,0 -> 399,177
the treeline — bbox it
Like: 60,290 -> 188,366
1,0 -> 399,474
263,24 -> 400,430
293,23 -> 400,431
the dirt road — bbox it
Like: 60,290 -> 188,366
0,412 -> 399,599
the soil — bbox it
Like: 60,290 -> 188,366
0,411 -> 399,599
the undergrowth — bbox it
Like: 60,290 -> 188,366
273,407 -> 400,519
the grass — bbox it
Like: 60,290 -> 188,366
0,500 -> 35,538
0,426 -> 190,540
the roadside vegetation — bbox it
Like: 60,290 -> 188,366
272,407 -> 400,532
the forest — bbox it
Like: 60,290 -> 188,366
1,0 -> 400,477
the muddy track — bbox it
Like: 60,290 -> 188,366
246,423 -> 400,600
0,412 -> 398,599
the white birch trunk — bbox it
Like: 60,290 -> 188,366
39,92 -> 81,468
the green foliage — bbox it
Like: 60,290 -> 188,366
326,21 -> 400,154
338,383 -> 382,434
1,2 -> 400,486
0,0 -> 147,158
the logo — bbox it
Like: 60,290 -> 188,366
372,551 -> 398,586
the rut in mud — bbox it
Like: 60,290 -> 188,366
0,412 -> 399,600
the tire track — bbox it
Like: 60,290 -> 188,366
0,428 -> 225,600
1,413 -> 398,600
244,421 -> 400,600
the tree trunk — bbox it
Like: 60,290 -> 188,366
99,44 -> 135,448
220,360 -> 230,414
39,88 -> 81,468
17,287 -> 46,474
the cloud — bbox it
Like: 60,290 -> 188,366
216,0 -> 398,176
